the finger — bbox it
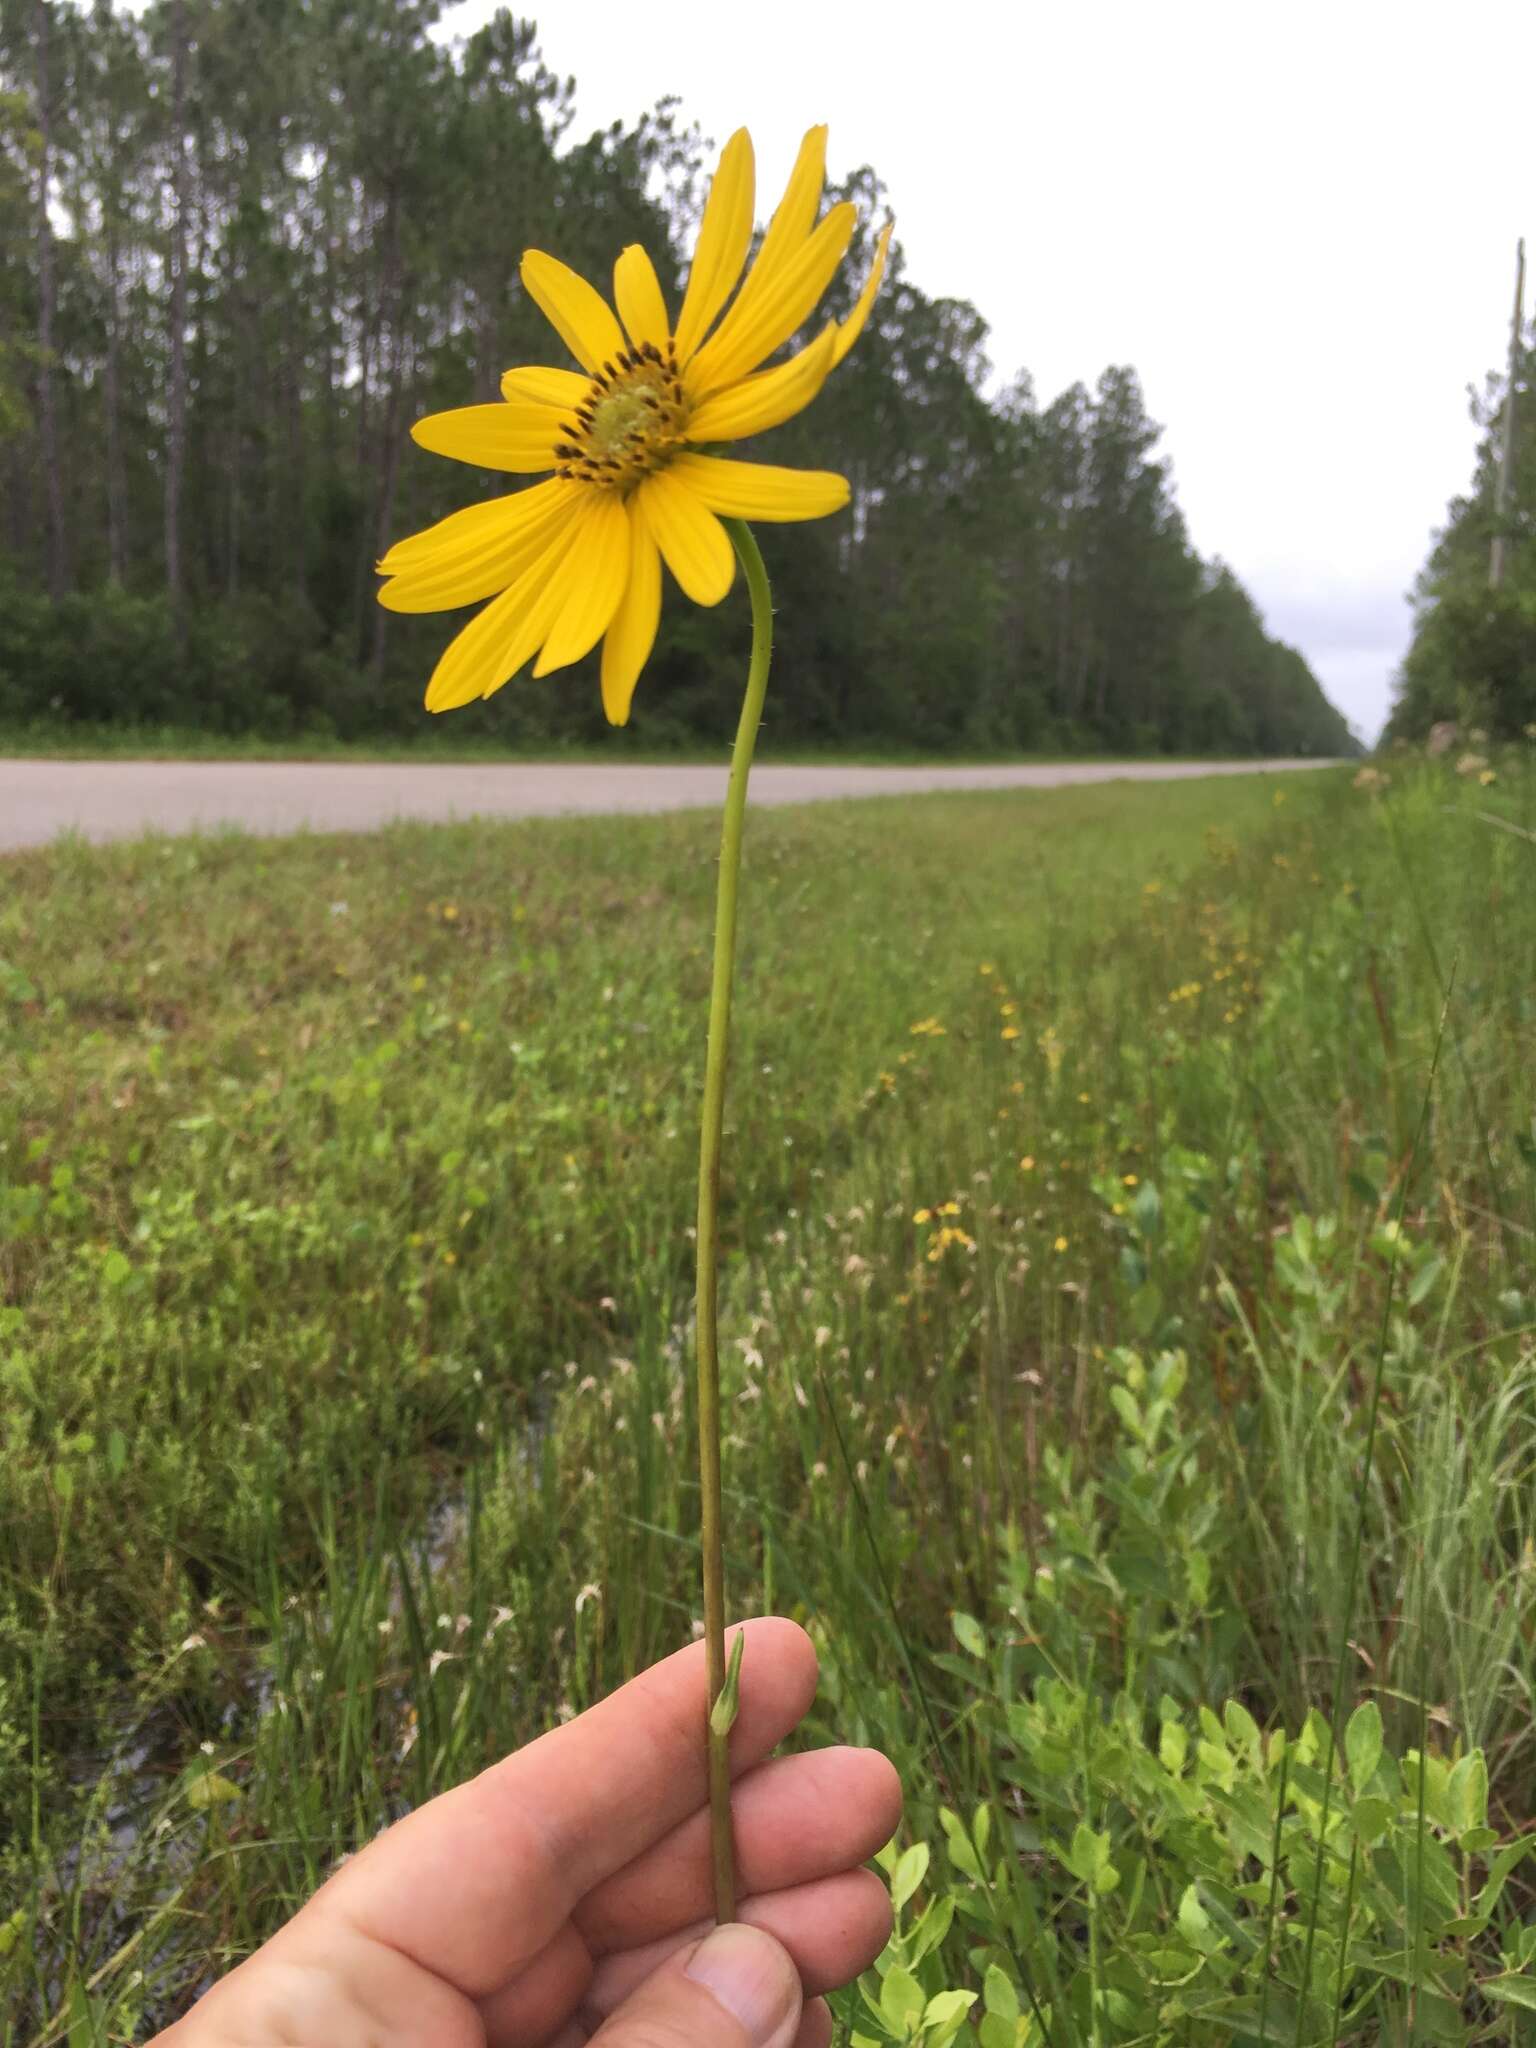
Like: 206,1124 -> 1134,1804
577,1747 -> 902,1953
793,1998 -> 834,2048
578,1869 -> 893,2024
313,1617 -> 816,1998
588,1925 -> 802,2048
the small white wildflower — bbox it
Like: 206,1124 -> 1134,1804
793,1379 -> 809,1410
575,1583 -> 602,1614
329,900 -> 349,917
179,1632 -> 205,1653
814,1326 -> 832,1349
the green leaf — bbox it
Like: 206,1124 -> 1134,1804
880,1966 -> 926,2036
907,1892 -> 954,1964
1223,1699 -> 1262,1765
1481,1972 -> 1536,2011
978,2014 -> 1016,2048
1351,1795 -> 1393,1844
1345,1700 -> 1382,1789
186,1770 -> 242,1810
951,1610 -> 986,1657
922,1990 -> 978,2030
1178,1883 -> 1218,1952
984,1966 -> 1019,2026
1159,1719 -> 1189,1773
708,1632 -> 745,1739
1065,1822 -> 1110,1882
1474,1833 -> 1534,1918
1407,1254 -> 1445,1305
1447,1750 -> 1487,1836
891,1842 -> 930,1913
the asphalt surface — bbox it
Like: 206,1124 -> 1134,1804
0,757 -> 1331,853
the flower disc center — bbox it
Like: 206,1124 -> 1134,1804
554,341 -> 690,491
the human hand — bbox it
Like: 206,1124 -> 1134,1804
154,1617 -> 901,2048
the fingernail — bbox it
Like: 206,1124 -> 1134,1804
685,1923 -> 799,2046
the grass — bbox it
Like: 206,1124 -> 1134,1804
0,719 -> 1188,766
2,760 -> 1534,2041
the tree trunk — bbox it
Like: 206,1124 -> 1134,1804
103,212 -> 127,582
34,0 -> 68,600
164,0 -> 190,642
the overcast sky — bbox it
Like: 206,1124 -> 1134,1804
428,0 -> 1533,743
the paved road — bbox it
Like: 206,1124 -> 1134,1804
0,756 -> 1332,852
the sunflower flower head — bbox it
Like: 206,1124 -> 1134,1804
379,127 -> 891,724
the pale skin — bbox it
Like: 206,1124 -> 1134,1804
154,1618 -> 902,2048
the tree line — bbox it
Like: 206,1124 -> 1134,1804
1,0 -> 1356,756
1387,304 -> 1535,744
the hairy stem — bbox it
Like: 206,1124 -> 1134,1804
697,517 -> 774,1922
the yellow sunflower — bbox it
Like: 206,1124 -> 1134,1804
378,126 -> 890,724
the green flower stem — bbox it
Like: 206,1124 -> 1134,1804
697,516 -> 773,1924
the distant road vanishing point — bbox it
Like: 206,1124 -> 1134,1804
0,757 -> 1334,854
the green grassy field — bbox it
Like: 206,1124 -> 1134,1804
3,762 -> 1534,2042
0,720 -> 1150,766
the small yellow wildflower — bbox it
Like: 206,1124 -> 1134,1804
1077,1092 -> 1091,1105
1019,1156 -> 1036,1172
1479,769 -> 1497,787
909,1018 -> 947,1038
912,1207 -> 932,1225
938,1201 -> 961,1217
1001,1026 -> 1020,1041
381,127 -> 890,722
1053,1235 -> 1069,1253
442,903 -> 460,922
1000,1000 -> 1018,1017
979,962 -> 995,975
1122,1173 -> 1138,1187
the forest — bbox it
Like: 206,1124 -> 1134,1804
1387,295 -> 1536,744
1,0 -> 1357,757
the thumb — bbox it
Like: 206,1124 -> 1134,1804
591,1923 -> 804,2048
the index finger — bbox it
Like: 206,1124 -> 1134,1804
311,1617 -> 819,1997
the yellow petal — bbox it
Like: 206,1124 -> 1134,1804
379,479 -> 570,574
669,453 -> 849,523
613,245 -> 671,354
534,490 -> 632,676
601,510 -> 662,725
425,514 -> 586,711
689,203 -> 856,395
501,365 -> 591,408
520,250 -> 627,376
685,325 -> 838,443
380,482 -> 584,613
831,220 -> 893,368
637,467 -> 735,606
728,126 -> 826,323
672,129 -> 755,363
411,403 -> 563,474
